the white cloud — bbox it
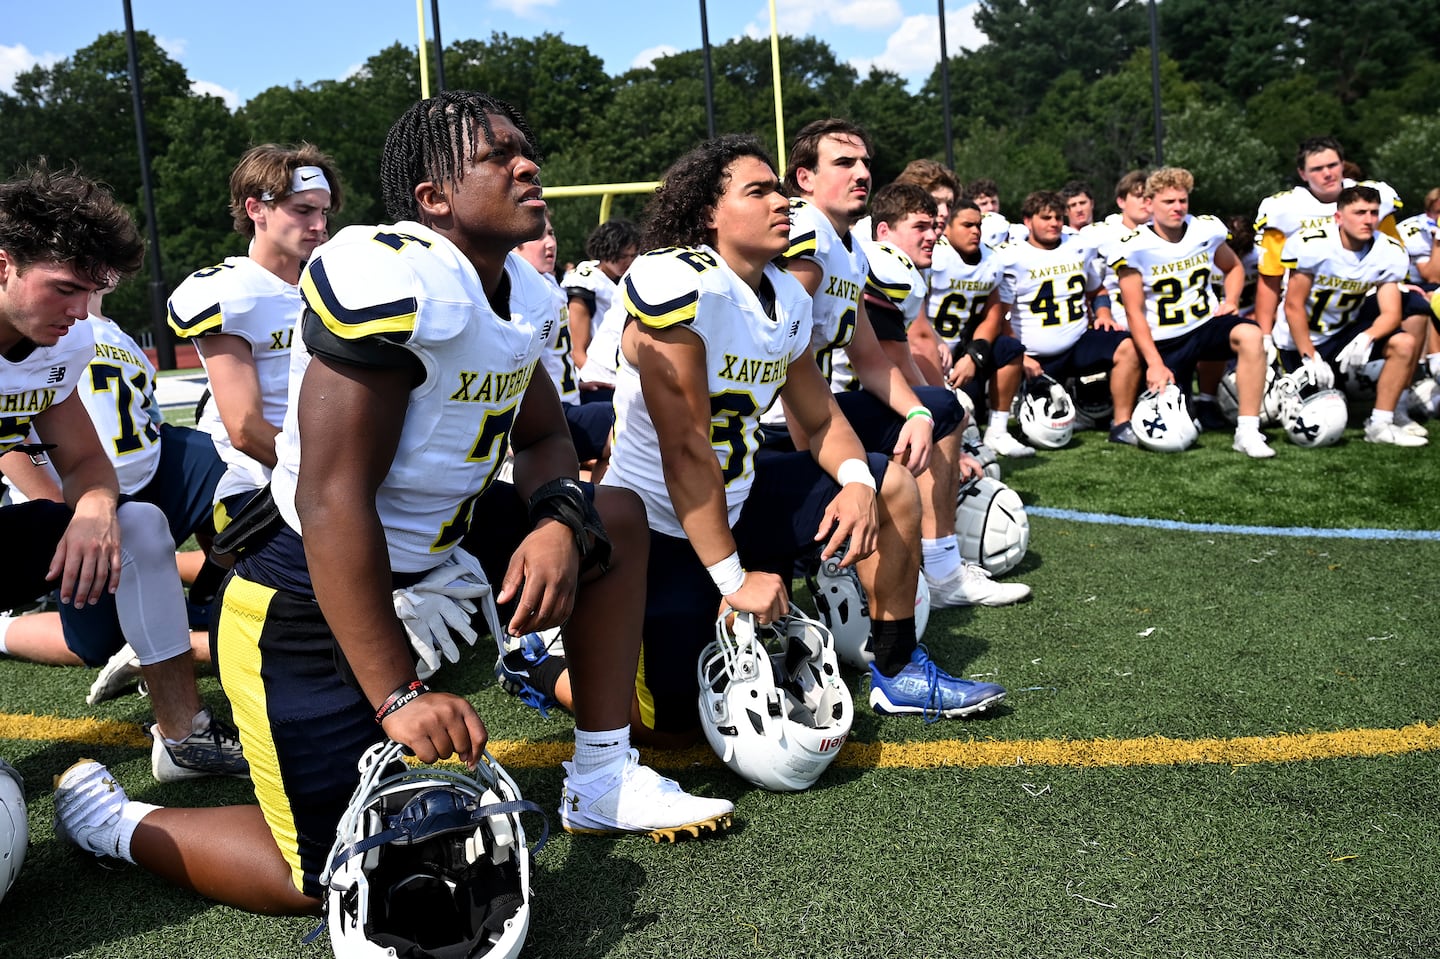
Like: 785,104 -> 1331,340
156,35 -> 188,60
0,43 -> 61,94
489,0 -> 560,16
341,62 -> 366,82
851,5 -> 985,85
631,45 -> 680,70
190,79 -> 239,111
831,0 -> 903,29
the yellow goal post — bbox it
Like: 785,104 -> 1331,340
542,182 -> 662,225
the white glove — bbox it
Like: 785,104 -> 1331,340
1301,352 -> 1335,390
1261,334 -> 1278,368
393,547 -> 502,679
1334,334 -> 1374,376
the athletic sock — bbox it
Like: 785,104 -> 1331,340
870,617 -> 918,678
1236,415 -> 1260,435
0,612 -> 14,654
1370,409 -> 1395,426
572,725 -> 630,776
921,537 -> 962,581
986,410 -> 1011,434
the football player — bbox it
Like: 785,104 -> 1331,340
772,119 -> 1027,609
602,133 -> 1006,735
1061,181 -> 1096,232
1103,168 -> 1274,458
561,218 -> 640,393
922,198 -> 1031,456
517,212 -> 613,480
966,177 -> 1026,249
1278,185 -> 1427,447
54,92 -> 733,917
0,166 -> 246,781
167,143 -> 341,534
994,191 -> 1144,443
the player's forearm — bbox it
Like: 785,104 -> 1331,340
0,449 -> 65,503
59,452 -> 120,514
661,438 -> 739,568
229,415 -> 280,469
1253,274 -> 1281,332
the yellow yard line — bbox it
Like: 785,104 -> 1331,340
3,712 -> 1436,770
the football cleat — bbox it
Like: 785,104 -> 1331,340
151,708 -> 249,782
1107,421 -> 1138,446
926,562 -> 1031,608
560,749 -> 733,842
494,632 -> 562,718
982,427 -> 1036,458
53,759 -> 130,860
1364,420 -> 1428,447
86,643 -> 145,705
1231,430 -> 1276,459
869,646 -> 1007,723
323,740 -> 546,959
697,608 -> 853,792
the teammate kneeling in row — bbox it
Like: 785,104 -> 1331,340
53,93 -> 734,920
1278,185 -> 1428,447
1103,167 -> 1275,458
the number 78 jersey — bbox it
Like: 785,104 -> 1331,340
1276,226 -> 1408,348
994,238 -> 1104,358
1102,215 -> 1227,342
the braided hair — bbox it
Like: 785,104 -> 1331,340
380,91 -> 541,223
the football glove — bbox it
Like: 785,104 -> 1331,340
393,548 -> 501,679
1262,334 -> 1279,369
1334,333 -> 1374,376
1301,352 -> 1335,390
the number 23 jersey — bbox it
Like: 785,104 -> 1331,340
1103,215 -> 1228,341
604,246 -> 813,538
271,221 -> 554,573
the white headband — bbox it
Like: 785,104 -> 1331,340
260,165 -> 331,201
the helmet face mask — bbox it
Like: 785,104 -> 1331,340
697,609 -> 854,792
1018,374 -> 1076,448
324,741 -> 546,959
1132,384 -> 1199,452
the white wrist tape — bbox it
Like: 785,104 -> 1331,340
706,551 -> 746,595
836,457 -> 877,490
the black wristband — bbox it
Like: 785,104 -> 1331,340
965,338 -> 992,373
527,477 -> 613,574
375,680 -> 429,724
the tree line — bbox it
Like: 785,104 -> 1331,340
3,0 -> 1438,345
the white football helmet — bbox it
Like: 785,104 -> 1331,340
913,576 -> 930,642
955,476 -> 1029,575
962,436 -> 1003,481
1341,357 -> 1386,402
1132,385 -> 1199,452
1278,368 -> 1349,447
322,740 -> 546,959
0,759 -> 25,905
1018,374 -> 1076,449
697,608 -> 854,792
806,556 -> 872,669
1217,364 -> 1284,427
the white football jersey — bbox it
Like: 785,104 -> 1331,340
1397,213 -> 1436,284
995,237 -> 1104,358
780,198 -> 867,388
167,256 -> 299,500
981,212 -> 1027,249
926,236 -> 1002,351
1104,215 -> 1229,341
535,271 -> 579,405
1276,226 -> 1408,348
76,317 -> 163,493
858,238 -> 927,327
271,222 -> 553,573
0,324 -> 93,456
604,247 -> 813,538
562,259 -> 622,380
1254,179 -> 1402,276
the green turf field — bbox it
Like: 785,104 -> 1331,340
2,420 -> 1437,958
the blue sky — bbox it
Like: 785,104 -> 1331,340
3,0 -> 986,109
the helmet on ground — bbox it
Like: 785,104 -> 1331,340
1018,375 -> 1076,449
806,556 -> 871,669
1217,364 -> 1284,427
913,576 -> 930,641
0,759 -> 25,904
323,740 -> 547,959
1068,372 -> 1113,430
1341,357 -> 1386,402
955,476 -> 1029,575
697,608 -> 854,792
962,437 -> 1003,481
1132,385 -> 1198,452
1278,368 -> 1348,447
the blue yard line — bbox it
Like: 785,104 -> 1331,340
1028,506 -> 1440,541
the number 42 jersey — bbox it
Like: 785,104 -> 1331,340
994,237 -> 1104,359
604,246 -> 813,538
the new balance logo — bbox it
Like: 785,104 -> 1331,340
46,366 -> 66,384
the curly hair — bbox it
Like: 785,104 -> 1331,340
642,134 -> 777,251
0,162 -> 144,286
585,219 -> 641,263
380,91 -> 541,222
1145,167 -> 1195,197
228,143 -> 344,238
1020,190 -> 1065,220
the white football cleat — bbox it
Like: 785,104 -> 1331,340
926,563 -> 1032,608
1364,420 -> 1428,447
86,644 -> 144,705
560,749 -> 732,842
1231,431 -> 1277,459
982,428 -> 1036,459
